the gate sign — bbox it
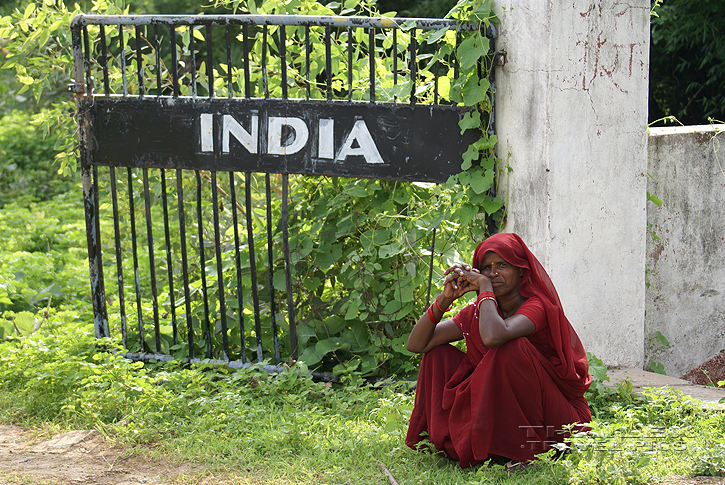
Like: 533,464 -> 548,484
82,97 -> 480,183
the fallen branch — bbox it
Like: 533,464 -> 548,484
379,463 -> 399,485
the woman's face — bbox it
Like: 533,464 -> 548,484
480,251 -> 524,298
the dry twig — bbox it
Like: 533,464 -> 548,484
379,463 -> 399,485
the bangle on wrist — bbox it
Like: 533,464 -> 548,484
476,290 -> 498,309
427,304 -> 441,324
434,295 -> 449,314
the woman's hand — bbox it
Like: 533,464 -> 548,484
442,264 -> 492,301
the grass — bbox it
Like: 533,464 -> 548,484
0,192 -> 724,484
1,317 -> 725,484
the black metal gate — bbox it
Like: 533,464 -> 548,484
71,13 -> 494,372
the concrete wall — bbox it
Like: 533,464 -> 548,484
493,0 -> 651,366
646,125 -> 725,377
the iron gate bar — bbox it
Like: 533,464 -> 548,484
160,169 -> 178,346
176,168 -> 195,359
71,14 -> 481,30
142,168 -> 161,352
229,172 -> 247,364
72,13 -> 496,372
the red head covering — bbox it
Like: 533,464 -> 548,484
472,233 -> 592,399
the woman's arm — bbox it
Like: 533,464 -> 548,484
406,264 -> 477,354
449,268 -> 535,348
406,312 -> 463,354
477,301 -> 535,348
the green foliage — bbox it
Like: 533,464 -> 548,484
649,0 -> 725,125
0,0 -> 505,377
0,193 -> 90,336
0,110 -> 73,206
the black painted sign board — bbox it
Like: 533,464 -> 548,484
80,96 -> 479,183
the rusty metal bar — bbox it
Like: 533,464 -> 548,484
195,171 -> 212,358
171,26 -> 179,98
229,172 -> 247,363
142,169 -> 161,352
154,25 -> 161,96
100,24 -> 109,96
410,28 -> 416,104
245,172 -> 263,362
347,26 -> 352,102
262,25 -> 269,99
282,173 -> 296,361
176,169 -> 194,359
264,174 -> 279,364
135,25 -> 144,97
280,25 -> 287,100
206,24 -> 214,99
242,24 -> 250,98
304,26 -> 310,100
128,168 -> 144,349
325,25 -> 331,101
190,28 -> 197,98
211,171 -> 230,359
72,14 -> 475,31
83,26 -> 92,95
226,26 -> 233,98
109,167 -> 127,347
368,27 -> 374,103
119,24 -> 128,96
160,169 -> 178,345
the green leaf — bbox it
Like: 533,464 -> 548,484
482,196 -> 504,215
0,320 -> 14,340
405,262 -> 416,278
426,26 -> 449,45
378,241 -> 404,259
457,33 -> 489,70
344,299 -> 360,320
31,282 -> 64,303
462,75 -> 490,106
650,361 -> 666,375
23,3 -> 35,19
391,336 -> 414,356
459,204 -> 479,226
473,134 -> 497,151
344,185 -> 369,197
469,170 -> 491,194
298,345 -> 324,366
14,312 -> 36,336
655,330 -> 670,347
647,191 -> 663,206
461,144 -> 479,170
458,110 -> 481,134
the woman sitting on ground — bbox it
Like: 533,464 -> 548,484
405,232 -> 592,468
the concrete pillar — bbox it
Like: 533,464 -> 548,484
493,0 -> 650,366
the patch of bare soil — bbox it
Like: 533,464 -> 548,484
0,425 -> 202,485
682,350 -> 725,387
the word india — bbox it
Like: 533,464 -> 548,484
200,113 -> 384,164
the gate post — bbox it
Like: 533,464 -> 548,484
72,26 -> 109,338
493,0 -> 650,367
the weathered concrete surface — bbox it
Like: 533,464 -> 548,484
607,367 -> 725,409
646,125 -> 725,377
493,0 -> 650,367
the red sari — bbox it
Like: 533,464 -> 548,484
405,233 -> 592,467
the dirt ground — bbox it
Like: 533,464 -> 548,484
682,350 -> 725,388
0,425 -> 204,485
1,425 -> 724,485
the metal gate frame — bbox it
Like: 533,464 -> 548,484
70,13 -> 496,373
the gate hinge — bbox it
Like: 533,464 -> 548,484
67,83 -> 86,94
